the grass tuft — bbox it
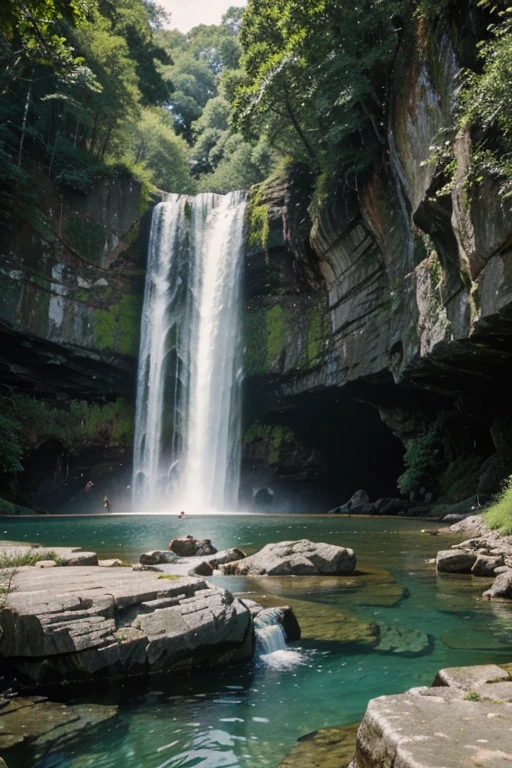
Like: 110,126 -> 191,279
0,550 -> 62,568
485,476 -> 512,535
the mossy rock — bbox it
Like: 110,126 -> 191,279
374,623 -> 433,656
244,592 -> 379,646
277,722 -> 358,768
248,568 -> 407,609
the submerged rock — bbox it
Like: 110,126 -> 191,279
221,540 -> 356,576
278,723 -> 358,768
0,695 -> 117,753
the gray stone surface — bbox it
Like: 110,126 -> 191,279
483,571 -> 512,600
353,686 -> 512,768
0,566 -> 253,684
221,540 -> 356,576
436,549 -> 477,573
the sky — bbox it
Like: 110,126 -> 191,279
159,0 -> 247,33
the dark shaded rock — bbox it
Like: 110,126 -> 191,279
436,549 -> 478,573
190,561 -> 215,577
221,540 -> 356,576
253,487 -> 274,508
169,538 -> 217,557
346,490 -> 369,508
374,498 -> 408,515
280,606 -> 301,642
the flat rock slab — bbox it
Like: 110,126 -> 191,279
353,686 -> 512,768
0,566 -> 252,685
352,665 -> 512,768
221,540 -> 356,576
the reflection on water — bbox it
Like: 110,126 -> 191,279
3,514 -> 511,768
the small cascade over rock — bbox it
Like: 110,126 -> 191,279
254,608 -> 288,655
253,607 -> 304,669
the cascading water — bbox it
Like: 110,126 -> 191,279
133,191 -> 246,512
253,608 -> 305,669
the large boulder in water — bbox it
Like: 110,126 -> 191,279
169,537 -> 217,557
221,539 -> 356,576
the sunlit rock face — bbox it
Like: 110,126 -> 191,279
241,27 -> 512,504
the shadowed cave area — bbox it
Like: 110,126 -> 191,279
241,390 -> 406,512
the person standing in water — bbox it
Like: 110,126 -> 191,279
179,510 -> 185,518
103,495 -> 111,513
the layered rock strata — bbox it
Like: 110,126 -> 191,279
0,566 -> 253,686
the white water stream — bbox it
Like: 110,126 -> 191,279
133,191 -> 246,512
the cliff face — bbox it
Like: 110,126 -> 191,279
0,168 -> 147,510
0,167 -> 145,398
243,27 -> 512,505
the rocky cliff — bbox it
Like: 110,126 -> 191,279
0,166 -> 148,510
242,22 -> 512,508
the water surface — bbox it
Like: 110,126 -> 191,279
2,514 -> 510,768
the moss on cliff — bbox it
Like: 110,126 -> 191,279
244,422 -> 295,466
247,185 -> 270,252
92,294 -> 142,356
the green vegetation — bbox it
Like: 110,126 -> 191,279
0,549 -> 62,568
397,426 -> 444,497
92,294 -> 142,355
438,455 -> 482,503
0,393 -> 135,491
464,690 -> 482,702
485,476 -> 512,535
265,304 -> 285,368
244,423 -> 295,465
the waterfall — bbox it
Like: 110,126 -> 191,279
253,608 -> 305,669
133,191 -> 246,512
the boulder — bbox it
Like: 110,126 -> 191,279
374,498 -> 408,515
471,555 -> 503,577
347,490 -> 369,508
221,540 -> 356,576
169,537 -> 217,557
436,549 -> 477,573
140,550 -> 178,566
0,566 -> 253,685
190,561 -> 215,577
483,570 -> 512,600
60,551 -> 98,566
351,682 -> 512,768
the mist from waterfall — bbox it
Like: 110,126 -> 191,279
133,191 -> 246,513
